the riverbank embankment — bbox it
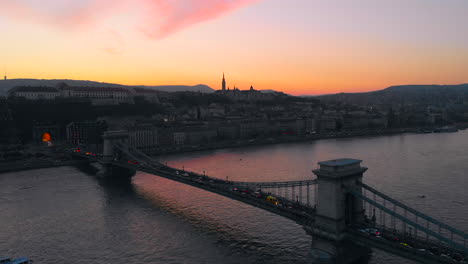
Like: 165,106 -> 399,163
0,159 -> 89,174
148,128 -> 415,156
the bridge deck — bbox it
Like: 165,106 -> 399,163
348,230 -> 463,264
114,161 -> 316,226
75,142 -> 468,264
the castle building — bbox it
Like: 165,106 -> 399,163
8,86 -> 60,100
215,73 -> 280,101
8,83 -> 160,105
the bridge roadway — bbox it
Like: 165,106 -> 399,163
112,161 -> 316,226
111,160 -> 467,264
75,148 -> 467,264
347,227 -> 466,264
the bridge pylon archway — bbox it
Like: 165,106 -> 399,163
103,131 -> 130,163
308,159 -> 370,264
102,131 -> 135,179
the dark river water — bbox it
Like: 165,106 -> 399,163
1,131 -> 468,263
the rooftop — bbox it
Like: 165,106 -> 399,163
133,88 -> 160,94
65,86 -> 130,93
318,158 -> 362,167
10,86 -> 59,93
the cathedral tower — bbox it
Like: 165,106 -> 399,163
222,73 -> 226,91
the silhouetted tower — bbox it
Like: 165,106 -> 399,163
3,67 -> 6,80
222,73 -> 226,91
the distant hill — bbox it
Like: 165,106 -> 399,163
259,89 -> 281,94
141,84 -> 214,93
0,79 -> 215,96
317,84 -> 468,106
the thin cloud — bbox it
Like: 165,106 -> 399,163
141,0 -> 261,39
100,29 -> 125,55
0,0 -> 260,39
0,0 -> 112,30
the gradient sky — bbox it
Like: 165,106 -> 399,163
1,0 -> 468,95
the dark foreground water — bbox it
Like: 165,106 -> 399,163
1,131 -> 468,263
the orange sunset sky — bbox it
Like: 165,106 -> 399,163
1,0 -> 467,95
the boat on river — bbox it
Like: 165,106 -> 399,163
0,257 -> 32,264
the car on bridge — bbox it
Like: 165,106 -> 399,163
358,228 -> 380,237
284,202 -> 299,209
400,242 -> 412,248
449,252 -> 464,262
381,232 -> 399,241
266,196 -> 279,205
240,189 -> 250,195
251,191 -> 262,198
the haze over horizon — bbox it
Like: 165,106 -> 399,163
1,0 -> 468,95
2,77 -> 468,97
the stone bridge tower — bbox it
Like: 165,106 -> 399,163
102,131 -> 135,179
103,131 -> 129,162
309,159 -> 370,264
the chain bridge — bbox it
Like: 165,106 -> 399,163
75,131 -> 468,264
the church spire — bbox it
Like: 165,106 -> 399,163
222,72 -> 226,91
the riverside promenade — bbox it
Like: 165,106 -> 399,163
146,127 -> 414,155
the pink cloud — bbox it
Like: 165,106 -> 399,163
141,0 -> 261,39
0,0 -> 260,39
101,29 -> 125,55
0,0 -> 119,31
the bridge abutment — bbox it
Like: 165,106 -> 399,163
309,238 -> 370,264
308,159 -> 370,264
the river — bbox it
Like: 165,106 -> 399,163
1,131 -> 467,263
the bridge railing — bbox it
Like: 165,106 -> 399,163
113,142 -> 318,211
344,183 -> 468,254
155,169 -> 318,210
232,179 -> 317,188
109,156 -> 316,225
248,180 -> 318,209
361,183 -> 468,244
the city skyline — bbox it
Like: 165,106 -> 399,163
1,0 -> 468,95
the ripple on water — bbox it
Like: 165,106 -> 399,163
2,131 -> 468,263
